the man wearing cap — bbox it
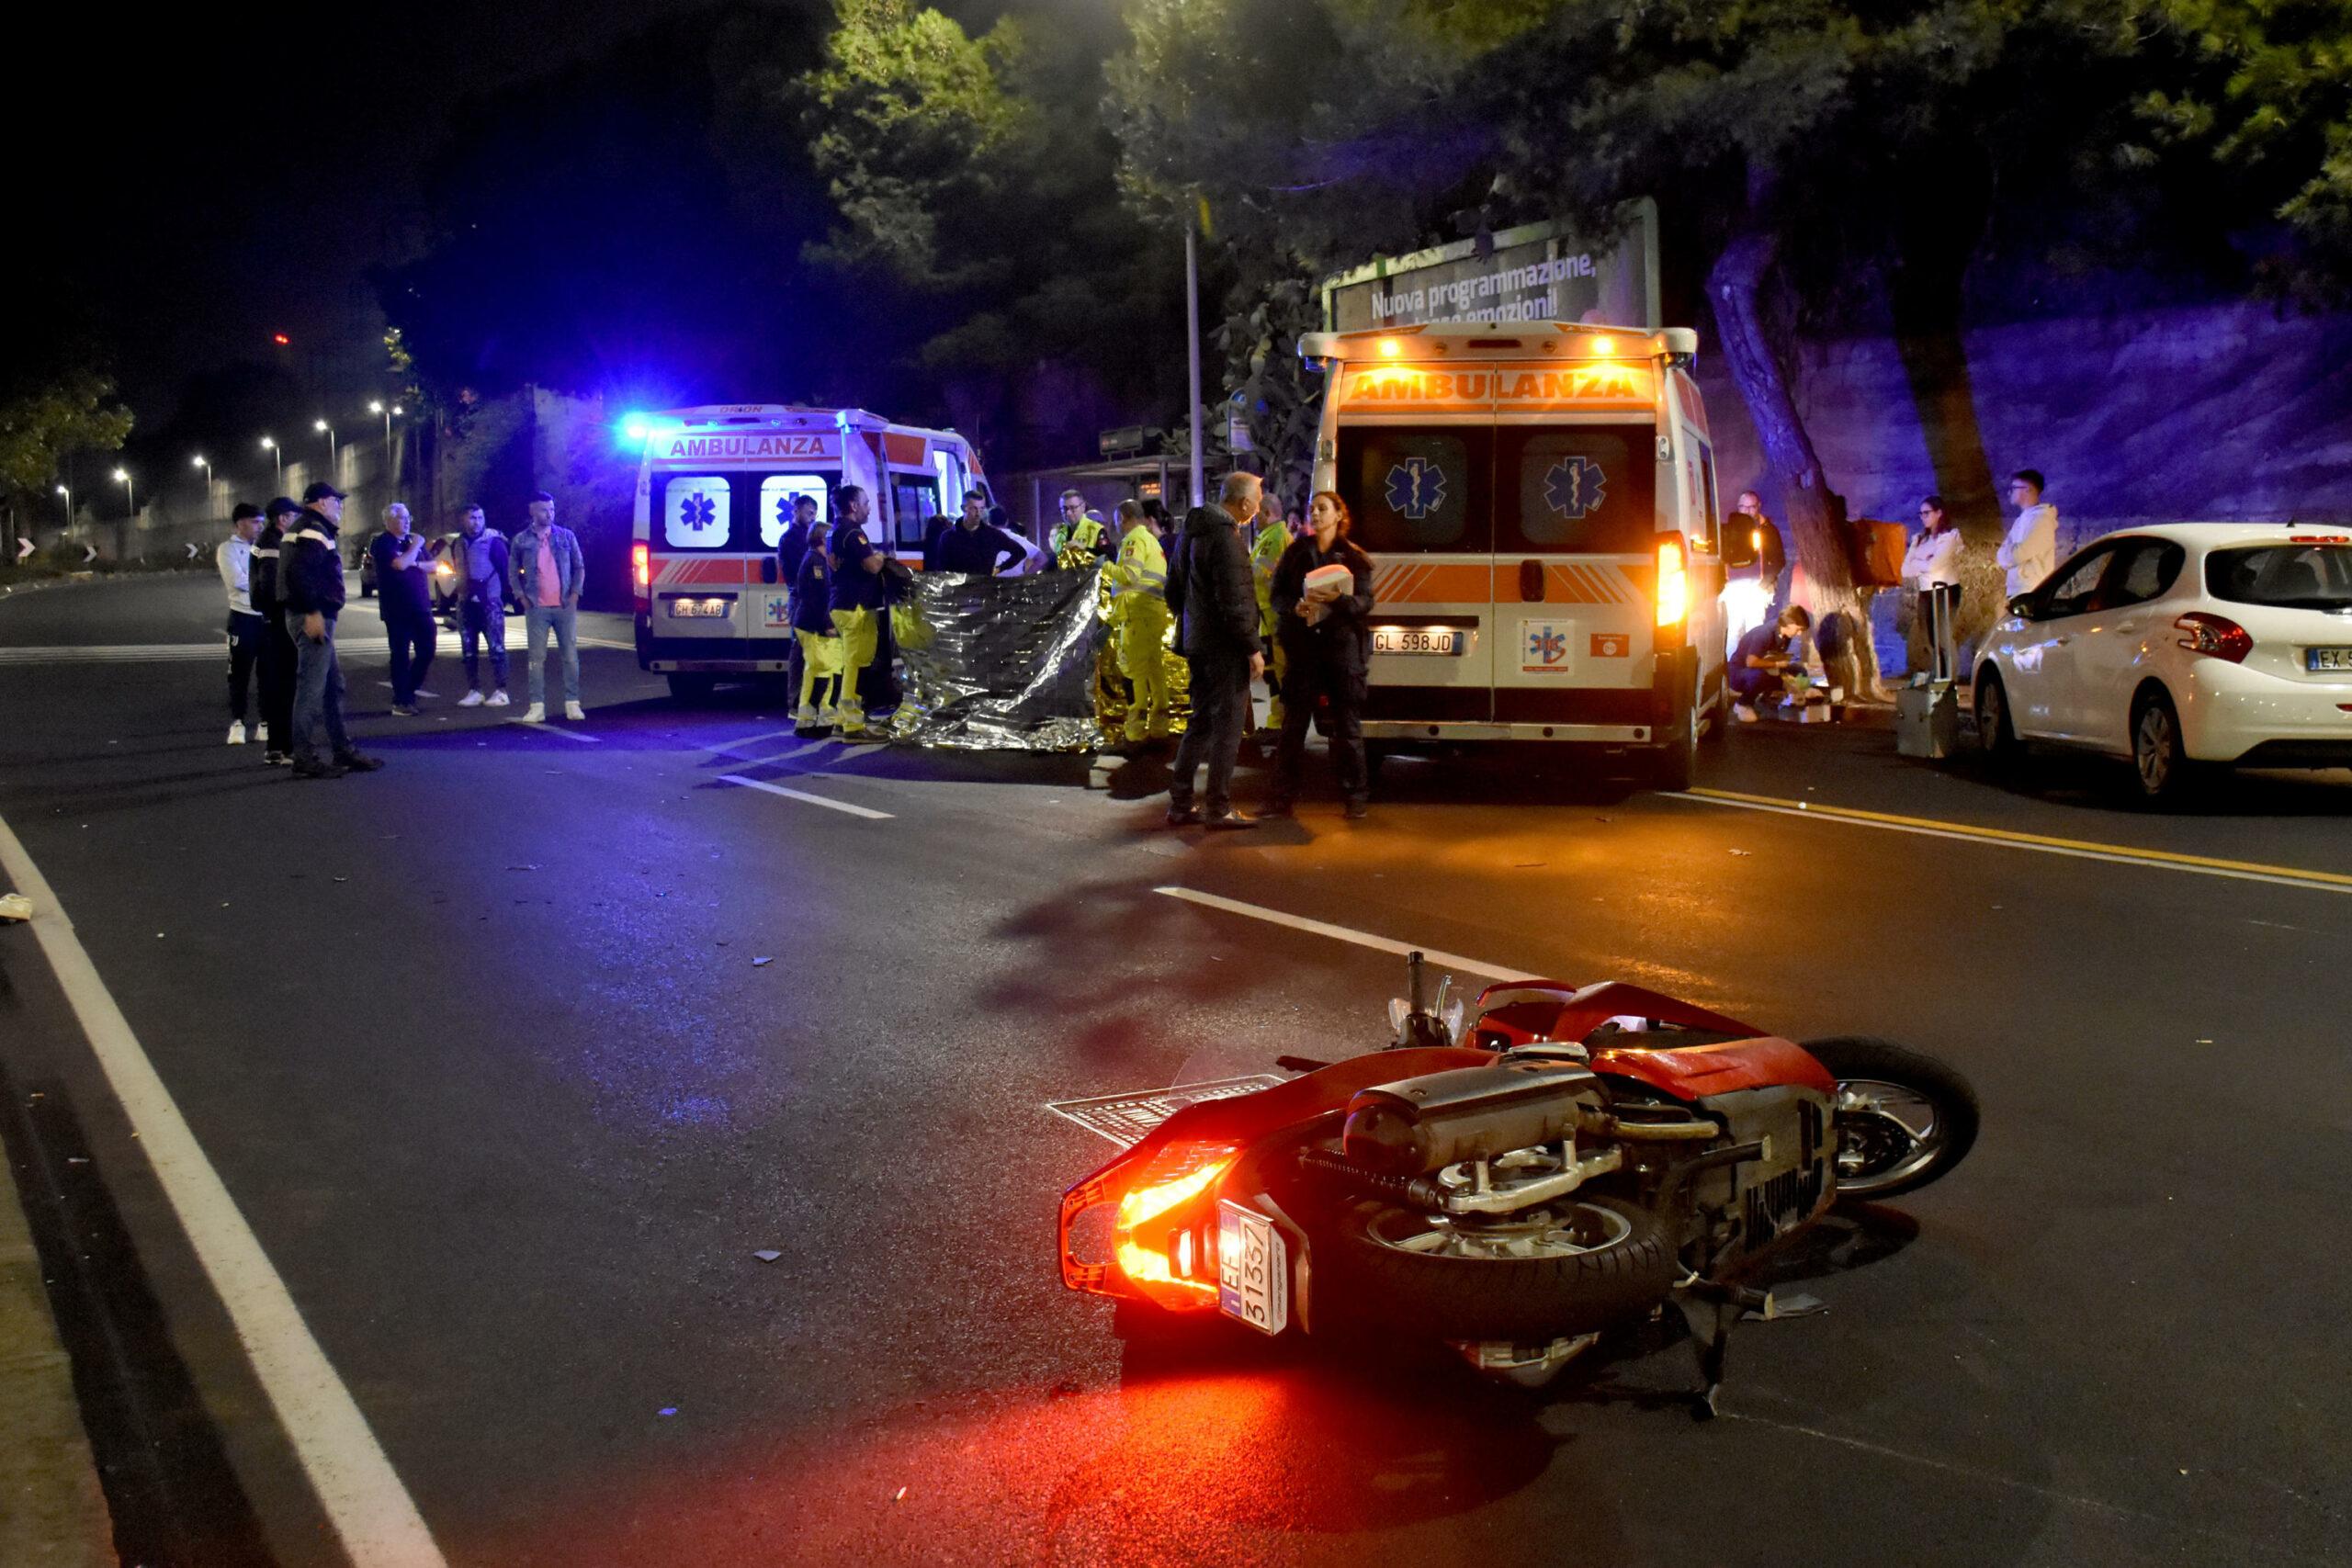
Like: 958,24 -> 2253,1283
508,491 -> 588,722
250,497 -> 302,763
279,481 -> 383,778
218,503 -> 266,745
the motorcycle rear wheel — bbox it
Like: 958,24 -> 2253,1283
1803,1035 -> 1980,1201
1325,1195 -> 1675,1342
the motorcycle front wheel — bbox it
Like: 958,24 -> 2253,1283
1802,1035 -> 1980,1201
1323,1195 -> 1676,1341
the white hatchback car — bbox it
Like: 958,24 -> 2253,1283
1973,524 -> 2352,799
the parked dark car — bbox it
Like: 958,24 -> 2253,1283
356,529 -> 381,596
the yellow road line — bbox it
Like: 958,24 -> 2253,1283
1678,786 -> 2352,895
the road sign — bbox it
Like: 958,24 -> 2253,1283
14,537 -> 31,563
81,544 -> 97,563
185,541 -> 203,559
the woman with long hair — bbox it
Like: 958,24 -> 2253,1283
1263,490 -> 1376,819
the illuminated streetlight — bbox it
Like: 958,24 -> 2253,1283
261,435 -> 281,480
192,453 -> 213,488
56,482 -> 73,529
314,418 -> 337,469
113,467 -> 135,523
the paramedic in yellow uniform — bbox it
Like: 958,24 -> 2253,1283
1250,503 -> 1298,728
1107,499 -> 1174,744
1051,489 -> 1110,565
827,485 -> 887,741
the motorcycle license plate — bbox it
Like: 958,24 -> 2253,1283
1374,626 -> 1465,657
1216,1201 -> 1289,1336
2308,647 -> 2352,672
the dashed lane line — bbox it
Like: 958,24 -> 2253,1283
1678,786 -> 2352,897
718,773 -> 894,820
1154,886 -> 1534,979
0,812 -> 447,1566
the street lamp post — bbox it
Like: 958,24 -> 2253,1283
262,436 -> 281,480
314,419 -> 337,473
368,400 -> 405,483
192,453 -> 213,491
113,467 -> 134,562
55,483 -> 73,535
1185,209 -> 1204,510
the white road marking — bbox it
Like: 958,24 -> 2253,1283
718,773 -> 893,819
707,728 -> 801,754
0,813 -> 446,1567
1672,788 -> 2352,897
505,719 -> 600,743
1154,886 -> 1534,979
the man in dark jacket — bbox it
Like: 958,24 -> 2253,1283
932,490 -> 1028,575
1264,497 -> 1376,819
1163,471 -> 1267,828
251,496 -> 301,764
280,481 -> 382,778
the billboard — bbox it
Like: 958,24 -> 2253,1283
1322,200 -> 1660,333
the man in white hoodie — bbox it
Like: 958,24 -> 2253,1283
1996,469 -> 2060,599
218,503 -> 266,744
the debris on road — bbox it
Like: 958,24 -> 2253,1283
506,864 -> 539,872
0,893 -> 31,921
1729,849 -> 1752,856
752,956 -> 774,967
752,1249 -> 781,1262
893,1486 -> 908,1503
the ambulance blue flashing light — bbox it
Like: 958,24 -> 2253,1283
619,412 -> 680,447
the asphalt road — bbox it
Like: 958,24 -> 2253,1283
2,571 -> 2347,1568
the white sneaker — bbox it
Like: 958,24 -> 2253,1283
486,691 -> 511,707
458,690 -> 485,707
563,702 -> 586,721
1734,702 -> 1759,724
226,721 -> 247,745
521,703 -> 547,723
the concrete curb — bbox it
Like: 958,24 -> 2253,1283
0,1127 -> 117,1567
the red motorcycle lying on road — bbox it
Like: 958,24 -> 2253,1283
1058,956 -> 1977,1412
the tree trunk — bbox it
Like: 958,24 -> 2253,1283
1707,226 -> 1887,702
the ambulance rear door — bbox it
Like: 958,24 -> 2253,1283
1487,363 -> 1662,732
1336,396 -> 1498,727
646,432 -> 838,668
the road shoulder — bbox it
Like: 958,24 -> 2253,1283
0,1124 -> 117,1568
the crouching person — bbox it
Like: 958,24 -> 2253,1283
1729,605 -> 1815,722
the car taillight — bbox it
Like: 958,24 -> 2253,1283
2175,611 -> 2252,663
1655,534 -> 1689,651
631,542 -> 650,595
1058,1140 -> 1238,1308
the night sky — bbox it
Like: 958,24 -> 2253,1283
24,1 -> 785,434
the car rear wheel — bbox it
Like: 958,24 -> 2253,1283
2131,689 -> 2205,803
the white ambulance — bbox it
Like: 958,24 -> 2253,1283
628,405 -> 986,699
1297,323 -> 1729,787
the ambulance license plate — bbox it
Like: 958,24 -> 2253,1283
1216,1201 -> 1288,1336
1374,626 -> 1465,657
2308,647 -> 2352,672
667,597 -> 732,619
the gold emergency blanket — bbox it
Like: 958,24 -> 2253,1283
884,567 -> 1107,750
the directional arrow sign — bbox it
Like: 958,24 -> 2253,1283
186,541 -> 203,559
15,537 -> 32,563
82,544 -> 97,563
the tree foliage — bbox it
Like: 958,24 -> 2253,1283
0,371 -> 133,501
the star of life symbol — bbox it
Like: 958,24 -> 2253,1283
1544,457 -> 1606,520
1527,626 -> 1569,665
1385,458 -> 1447,520
678,491 -> 719,533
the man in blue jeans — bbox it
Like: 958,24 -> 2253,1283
279,481 -> 384,779
450,502 -> 511,707
507,490 -> 588,722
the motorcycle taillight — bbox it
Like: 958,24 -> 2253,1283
1059,1141 -> 1238,1309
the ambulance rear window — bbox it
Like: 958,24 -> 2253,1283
1338,426 -> 1492,553
1496,428 -> 1655,554
654,471 -> 835,551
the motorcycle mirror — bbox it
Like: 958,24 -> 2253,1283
1386,997 -> 1410,1043
1441,997 -> 1467,1044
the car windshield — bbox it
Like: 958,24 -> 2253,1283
2205,543 -> 2352,611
